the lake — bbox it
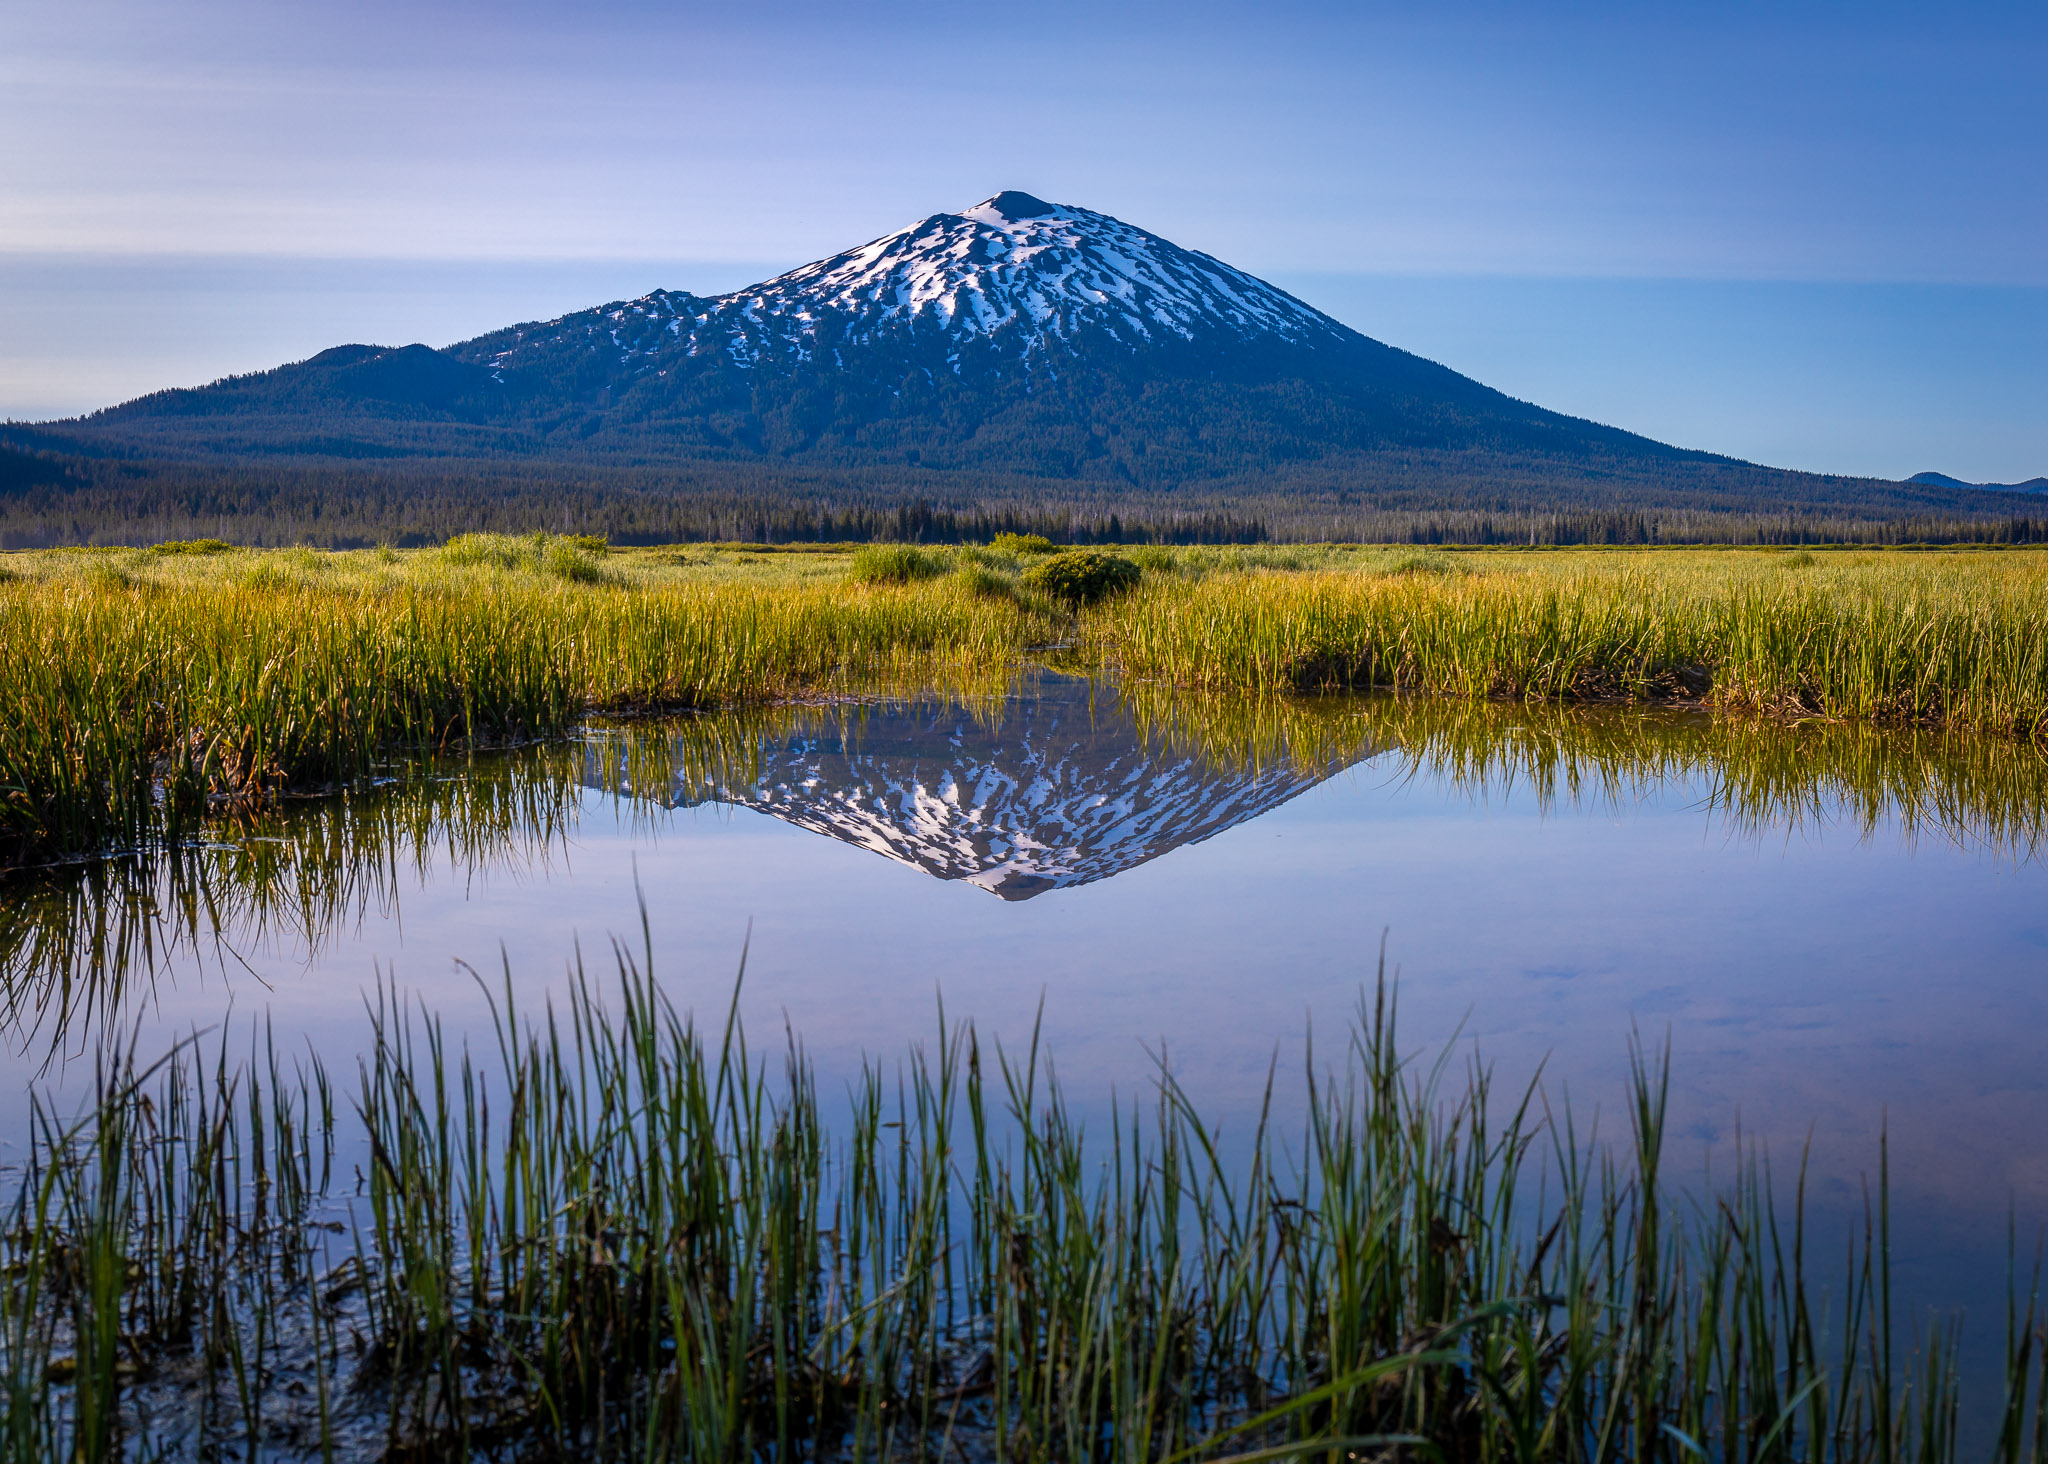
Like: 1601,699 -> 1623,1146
5,670 -> 2047,1428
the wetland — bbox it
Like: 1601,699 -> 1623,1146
5,541 -> 2048,1460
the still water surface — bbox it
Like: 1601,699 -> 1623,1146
5,673 -> 2047,1390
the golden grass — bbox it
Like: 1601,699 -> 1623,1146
5,538 -> 2045,866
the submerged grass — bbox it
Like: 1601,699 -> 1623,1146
5,934 -> 2047,1461
5,542 -> 2048,868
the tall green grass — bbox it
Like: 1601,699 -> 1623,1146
1093,554 -> 2048,737
6,545 -> 2048,869
0,567 -> 1039,867
5,938 -> 2046,1461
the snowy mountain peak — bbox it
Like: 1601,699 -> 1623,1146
962,190 -> 1060,224
470,192 -> 1360,383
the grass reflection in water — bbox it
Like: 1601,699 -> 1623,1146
5,687 -> 2045,1057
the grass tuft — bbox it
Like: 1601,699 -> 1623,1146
849,543 -> 948,584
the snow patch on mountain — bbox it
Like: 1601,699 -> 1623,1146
475,192 -> 1357,383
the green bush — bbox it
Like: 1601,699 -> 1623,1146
1021,549 -> 1141,607
1783,549 -> 1819,568
150,538 -> 233,556
849,545 -> 946,585
989,532 -> 1057,556
566,534 -> 610,555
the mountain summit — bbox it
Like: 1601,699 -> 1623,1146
58,191 -> 1900,510
466,191 -> 1358,392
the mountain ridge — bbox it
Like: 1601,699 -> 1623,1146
1907,471 -> 2048,494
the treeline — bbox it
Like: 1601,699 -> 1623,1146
2,448 -> 2045,550
1345,509 -> 2048,547
746,501 -> 1268,545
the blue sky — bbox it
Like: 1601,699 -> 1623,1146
2,0 -> 2043,479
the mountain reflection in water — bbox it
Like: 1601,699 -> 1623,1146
591,675 -> 1363,899
5,674 -> 2048,1056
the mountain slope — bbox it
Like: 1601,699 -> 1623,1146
44,191 -> 1933,512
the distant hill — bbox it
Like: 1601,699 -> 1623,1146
25,190 -> 1998,520
1908,472 -> 2048,494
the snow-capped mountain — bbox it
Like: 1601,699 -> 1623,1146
468,191 -> 1356,387
582,676 -> 1370,900
69,189 -> 1724,493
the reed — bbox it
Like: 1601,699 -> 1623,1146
1091,551 -> 2048,738
4,933 -> 2045,1461
0,549 -> 1042,867
7,543 -> 2048,870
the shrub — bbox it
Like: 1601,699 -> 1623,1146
989,532 -> 1057,556
1021,549 -> 1141,607
150,538 -> 233,556
849,545 -> 946,585
566,534 -> 610,555
1784,550 -> 1819,568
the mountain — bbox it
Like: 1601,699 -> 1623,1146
582,675 -> 1364,899
1907,472 -> 2048,494
40,190 -> 1900,506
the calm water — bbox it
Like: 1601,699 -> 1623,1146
5,673 -> 2048,1394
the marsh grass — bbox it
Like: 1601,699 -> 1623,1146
1092,551 -> 2048,737
0,551 -> 1044,867
5,934 -> 2047,1462
6,544 -> 2048,869
849,544 -> 950,585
